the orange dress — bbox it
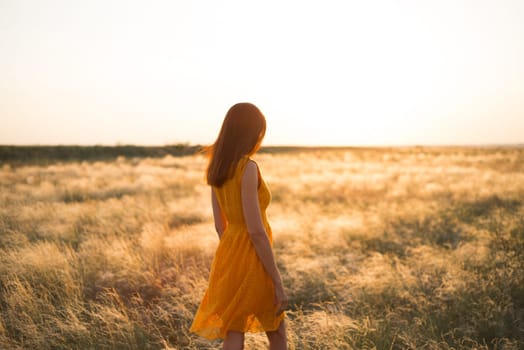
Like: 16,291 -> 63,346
190,156 -> 284,339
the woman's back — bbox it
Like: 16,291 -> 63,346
214,156 -> 272,239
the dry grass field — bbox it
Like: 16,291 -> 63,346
0,147 -> 523,349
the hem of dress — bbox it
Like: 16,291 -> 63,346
190,315 -> 285,340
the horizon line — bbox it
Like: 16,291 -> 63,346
1,143 -> 523,148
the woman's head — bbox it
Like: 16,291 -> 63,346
206,103 -> 266,186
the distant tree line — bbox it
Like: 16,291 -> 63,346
5,144 -> 510,165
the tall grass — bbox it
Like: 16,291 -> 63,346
0,147 -> 523,349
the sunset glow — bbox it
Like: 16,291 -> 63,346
1,0 -> 523,146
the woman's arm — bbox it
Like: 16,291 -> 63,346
211,188 -> 226,239
241,160 -> 287,315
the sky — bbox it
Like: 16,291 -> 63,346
1,0 -> 523,146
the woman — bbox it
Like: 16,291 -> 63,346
190,103 -> 288,350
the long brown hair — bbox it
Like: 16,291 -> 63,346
206,103 -> 266,187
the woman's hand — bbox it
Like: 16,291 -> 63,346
274,283 -> 288,316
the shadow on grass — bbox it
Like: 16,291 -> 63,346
456,195 -> 521,224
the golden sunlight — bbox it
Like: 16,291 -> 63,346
1,0 -> 523,146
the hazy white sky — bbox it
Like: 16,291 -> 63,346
1,0 -> 523,146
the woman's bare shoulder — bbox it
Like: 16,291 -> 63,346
243,159 -> 258,178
